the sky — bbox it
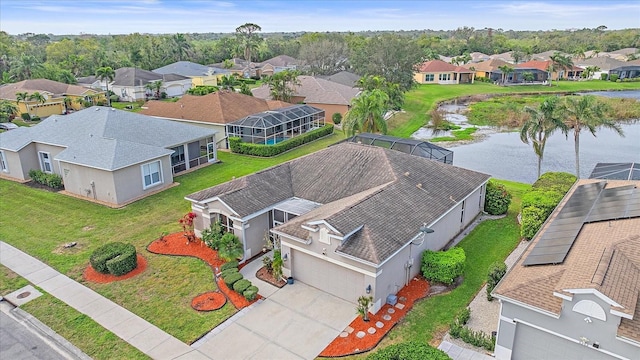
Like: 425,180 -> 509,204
0,0 -> 639,35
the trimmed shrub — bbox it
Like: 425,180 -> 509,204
421,247 -> 466,285
28,169 -> 64,189
220,268 -> 239,279
21,113 -> 31,121
332,112 -> 342,125
486,262 -> 507,301
220,261 -> 239,272
90,242 -> 137,275
484,180 -> 512,215
450,321 -> 495,351
223,271 -> 243,287
520,206 -> 548,239
521,190 -> 564,216
366,341 -> 451,360
532,172 -> 576,193
600,73 -> 608,81
233,279 -> 252,293
228,124 -> 334,157
243,286 -> 259,301
609,74 -> 619,82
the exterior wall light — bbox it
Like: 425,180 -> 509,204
283,253 -> 288,261
366,284 -> 372,294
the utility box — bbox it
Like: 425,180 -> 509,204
386,294 -> 398,306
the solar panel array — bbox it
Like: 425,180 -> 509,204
585,185 -> 640,222
589,162 -> 640,181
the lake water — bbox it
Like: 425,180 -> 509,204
429,90 -> 640,184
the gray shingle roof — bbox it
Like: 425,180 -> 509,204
0,107 -> 216,170
320,71 -> 362,87
251,76 -> 360,105
112,67 -> 189,86
153,61 -> 214,77
187,143 -> 489,264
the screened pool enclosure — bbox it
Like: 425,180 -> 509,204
341,133 -> 454,164
226,105 -> 325,145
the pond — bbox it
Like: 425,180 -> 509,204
414,90 -> 640,184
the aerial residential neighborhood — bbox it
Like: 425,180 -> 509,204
1,1 -> 640,360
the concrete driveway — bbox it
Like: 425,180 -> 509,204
195,282 -> 355,359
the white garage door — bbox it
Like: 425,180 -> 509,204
513,323 -> 612,360
291,250 -> 364,303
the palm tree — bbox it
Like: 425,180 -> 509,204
560,95 -> 624,177
95,66 -> 115,106
343,89 -> 390,136
0,100 -> 18,122
235,23 -> 262,73
549,52 -> 573,85
520,97 -> 567,179
498,65 -> 514,84
152,80 -> 163,99
10,54 -> 43,81
582,66 -> 600,80
74,97 -> 86,109
172,33 -> 192,61
63,97 -> 73,113
220,75 -> 238,91
218,233 -> 244,262
15,91 -> 29,115
266,70 -> 300,102
28,92 -> 46,117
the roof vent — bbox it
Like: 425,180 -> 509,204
95,108 -> 100,111
416,183 -> 422,189
404,172 -> 410,177
111,108 -> 116,111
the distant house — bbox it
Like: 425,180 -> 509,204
208,58 -> 247,77
256,55 -> 299,77
413,60 -> 475,84
186,142 -> 489,313
109,67 -> 192,101
575,57 -> 630,80
0,107 -> 217,206
469,52 -> 491,63
153,61 -> 219,87
140,91 -> 290,148
462,59 -> 510,82
514,60 -> 583,83
0,79 -> 104,118
251,76 -> 360,119
490,51 -> 516,64
319,71 -> 362,88
493,179 -> 640,360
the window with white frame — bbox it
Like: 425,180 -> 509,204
439,73 -> 451,81
424,74 -> 434,82
141,160 -> 162,189
38,152 -> 52,173
0,151 -> 8,172
215,213 -> 234,234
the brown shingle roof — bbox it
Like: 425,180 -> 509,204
494,179 -> 640,342
416,60 -> 473,73
140,91 -> 291,124
462,58 -> 510,72
187,142 -> 490,264
0,79 -> 97,100
251,76 -> 360,105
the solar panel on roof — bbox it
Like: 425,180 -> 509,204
589,162 -> 640,180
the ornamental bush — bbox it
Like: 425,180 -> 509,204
366,341 -> 451,360
223,271 -> 243,287
520,206 -> 548,240
202,221 -> 225,250
332,112 -> 342,125
28,169 -> 64,189
228,124 -> 334,157
531,172 -> 576,194
521,190 -> 564,216
243,286 -> 259,301
421,247 -> 466,285
233,279 -> 252,293
220,268 -> 239,279
486,261 -> 507,301
484,180 -> 512,215
609,74 -> 619,82
521,172 -> 576,240
90,242 -> 137,276
220,261 -> 239,272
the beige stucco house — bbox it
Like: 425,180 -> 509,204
153,61 -> 219,87
186,143 -> 489,313
414,60 -> 475,84
0,107 -> 217,206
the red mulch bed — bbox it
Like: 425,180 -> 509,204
147,232 -> 261,310
256,266 -> 287,288
191,291 -> 226,311
83,254 -> 147,284
318,276 -> 430,358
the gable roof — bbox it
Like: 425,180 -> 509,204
320,71 -> 362,87
251,76 -> 360,105
575,57 -> 629,70
0,107 -> 216,171
0,79 -> 98,100
462,58 -> 510,72
140,91 -> 290,124
516,60 -> 551,71
153,61 -> 215,77
415,60 -> 473,73
257,55 -> 298,68
187,142 -> 489,264
494,179 -> 640,343
111,67 -> 189,87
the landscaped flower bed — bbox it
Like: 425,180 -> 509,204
191,292 -> 226,311
83,254 -> 147,284
319,276 -> 430,357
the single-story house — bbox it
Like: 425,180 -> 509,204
0,107 -> 217,206
208,58 -> 251,78
153,61 -> 218,87
319,71 -> 362,88
108,67 -> 192,101
186,142 -> 490,313
0,79 -> 105,117
414,60 -> 475,84
493,179 -> 640,360
513,60 -> 583,83
575,57 -> 628,80
462,59 -> 510,82
490,51 -> 516,64
255,55 -> 298,77
251,76 -> 360,119
140,91 -> 290,148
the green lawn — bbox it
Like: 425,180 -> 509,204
343,180 -> 531,359
389,80 -> 640,138
110,101 -> 144,112
0,132 -> 346,347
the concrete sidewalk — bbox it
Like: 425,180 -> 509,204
0,241 -> 208,360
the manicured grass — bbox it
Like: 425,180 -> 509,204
0,265 -> 148,360
344,180 -> 531,359
388,80 -> 640,138
0,131 -> 346,347
430,127 -> 478,142
110,102 -> 143,112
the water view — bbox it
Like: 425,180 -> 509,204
414,90 -> 640,184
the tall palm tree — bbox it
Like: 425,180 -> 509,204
95,66 -> 115,106
0,100 -> 18,122
560,95 -> 624,177
15,91 -> 29,115
10,54 -> 43,81
172,33 -> 192,61
28,92 -> 46,117
498,65 -> 514,84
152,80 -> 163,99
582,66 -> 600,80
343,89 -> 390,136
549,52 -> 573,85
219,75 -> 238,91
520,97 -> 567,179
235,23 -> 262,73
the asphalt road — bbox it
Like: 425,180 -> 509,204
0,303 -> 74,360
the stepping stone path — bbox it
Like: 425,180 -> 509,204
368,327 -> 376,334
399,296 -> 407,302
395,303 -> 405,310
345,326 -> 354,334
376,321 -> 384,328
339,332 -> 349,338
383,314 -> 392,321
356,331 -> 366,339
387,308 -> 396,314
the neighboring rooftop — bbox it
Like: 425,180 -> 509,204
319,71 -> 362,88
574,57 -> 628,70
112,67 -> 189,87
257,55 -> 298,68
340,133 -> 453,164
187,142 -> 489,264
153,61 -> 215,77
251,76 -> 360,105
590,163 -> 640,181
415,60 -> 473,73
462,58 -> 510,72
229,104 -> 324,128
0,79 -> 97,100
